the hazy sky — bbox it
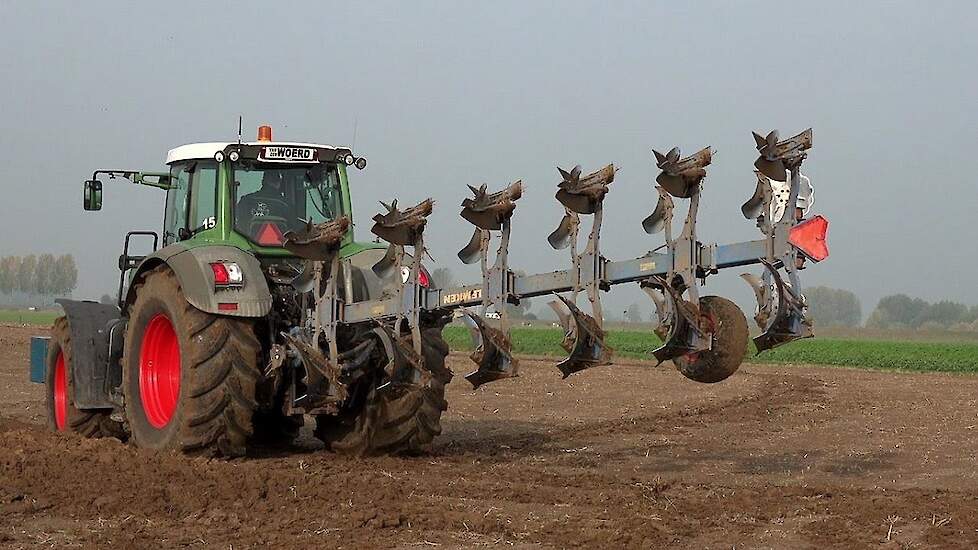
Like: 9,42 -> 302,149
1,1 -> 975,319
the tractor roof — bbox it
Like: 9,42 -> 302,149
166,141 -> 345,164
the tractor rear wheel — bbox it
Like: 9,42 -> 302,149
314,325 -> 450,456
673,295 -> 749,383
45,317 -> 125,438
122,267 -> 261,457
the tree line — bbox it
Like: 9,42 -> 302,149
865,294 -> 978,331
804,286 -> 977,331
0,254 -> 78,303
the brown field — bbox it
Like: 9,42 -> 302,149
2,323 -> 978,549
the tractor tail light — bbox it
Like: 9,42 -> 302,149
210,262 -> 244,288
401,266 -> 432,287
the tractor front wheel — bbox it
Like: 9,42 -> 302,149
673,295 -> 749,383
122,267 -> 261,457
45,317 -> 125,438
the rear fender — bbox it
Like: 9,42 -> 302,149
125,244 -> 272,317
55,299 -> 124,409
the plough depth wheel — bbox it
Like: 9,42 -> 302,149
672,296 -> 748,383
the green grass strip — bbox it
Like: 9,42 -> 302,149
6,310 -> 975,373
0,310 -> 61,326
444,325 -> 978,373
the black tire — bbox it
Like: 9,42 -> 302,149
45,317 -> 126,438
122,267 -> 261,457
314,325 -> 450,456
673,296 -> 749,383
250,405 -> 303,446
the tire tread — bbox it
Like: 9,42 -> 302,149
314,325 -> 450,456
122,267 -> 260,457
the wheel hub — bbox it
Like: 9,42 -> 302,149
139,313 -> 181,428
53,351 -> 67,431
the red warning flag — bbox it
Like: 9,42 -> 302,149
788,215 -> 829,262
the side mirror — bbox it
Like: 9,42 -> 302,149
83,180 -> 103,211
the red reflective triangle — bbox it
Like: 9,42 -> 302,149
788,215 -> 829,262
257,222 -> 284,246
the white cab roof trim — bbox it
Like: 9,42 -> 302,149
165,141 -> 343,164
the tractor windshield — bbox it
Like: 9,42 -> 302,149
233,162 -> 345,247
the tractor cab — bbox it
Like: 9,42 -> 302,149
161,125 -> 363,253
81,125 -> 371,307
81,124 -> 364,253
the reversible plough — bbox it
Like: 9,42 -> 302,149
287,128 -> 829,391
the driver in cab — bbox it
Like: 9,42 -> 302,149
235,170 -> 299,238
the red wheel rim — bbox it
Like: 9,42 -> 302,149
139,313 -> 181,429
53,351 -> 67,431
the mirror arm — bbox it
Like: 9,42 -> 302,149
90,169 -> 173,190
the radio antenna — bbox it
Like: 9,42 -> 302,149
237,116 -> 243,145
351,116 -> 359,151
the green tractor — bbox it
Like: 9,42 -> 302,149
37,125 -> 448,457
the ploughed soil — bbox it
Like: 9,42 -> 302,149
2,323 -> 978,549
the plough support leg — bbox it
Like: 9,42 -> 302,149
462,311 -> 519,389
550,295 -> 613,378
743,261 -> 813,353
642,278 -> 710,365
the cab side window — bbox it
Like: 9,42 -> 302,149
164,160 -> 218,245
164,163 -> 191,245
189,161 -> 218,232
